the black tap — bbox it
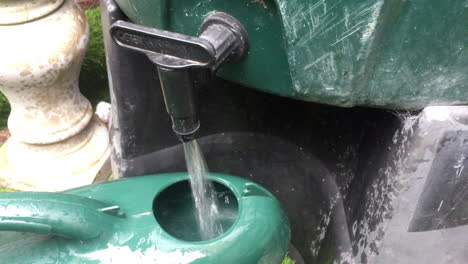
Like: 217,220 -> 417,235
110,13 -> 249,142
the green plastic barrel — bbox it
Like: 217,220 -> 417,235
114,0 -> 467,109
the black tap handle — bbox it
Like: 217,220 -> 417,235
110,12 -> 249,142
110,12 -> 248,71
110,21 -> 215,69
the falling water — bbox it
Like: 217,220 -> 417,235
183,140 -> 223,240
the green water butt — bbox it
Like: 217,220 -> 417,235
114,0 -> 468,109
0,173 -> 290,264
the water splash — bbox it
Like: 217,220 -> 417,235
347,111 -> 421,264
183,140 -> 223,240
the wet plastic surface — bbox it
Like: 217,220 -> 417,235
100,1 -> 468,262
0,173 -> 290,264
113,0 -> 468,109
154,181 -> 239,241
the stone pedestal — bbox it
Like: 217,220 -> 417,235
0,0 -> 110,191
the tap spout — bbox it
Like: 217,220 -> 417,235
157,67 -> 200,142
111,12 -> 249,142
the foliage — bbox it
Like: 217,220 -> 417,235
282,255 -> 296,264
80,8 -> 110,106
0,94 -> 9,130
0,188 -> 14,193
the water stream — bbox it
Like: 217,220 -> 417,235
183,140 -> 223,240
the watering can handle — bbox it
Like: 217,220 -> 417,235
0,192 -> 124,241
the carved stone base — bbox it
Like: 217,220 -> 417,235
0,116 -> 110,191
0,0 -> 111,191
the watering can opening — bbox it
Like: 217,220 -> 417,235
153,179 -> 239,242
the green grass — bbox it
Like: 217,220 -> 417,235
0,92 -> 9,130
80,8 -> 110,106
282,255 -> 295,264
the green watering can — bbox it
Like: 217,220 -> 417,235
0,173 -> 290,263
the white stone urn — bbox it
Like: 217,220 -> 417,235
0,0 -> 110,191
